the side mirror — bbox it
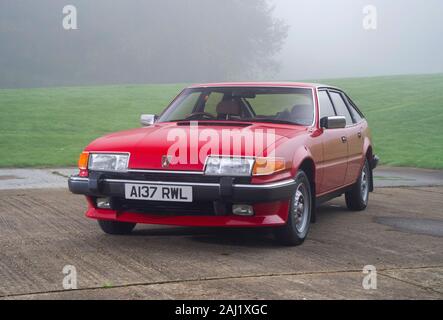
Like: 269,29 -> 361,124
140,114 -> 157,127
320,116 -> 346,129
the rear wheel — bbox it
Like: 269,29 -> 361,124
98,220 -> 136,235
274,170 -> 312,246
345,159 -> 370,211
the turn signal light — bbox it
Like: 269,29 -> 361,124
78,152 -> 89,170
252,157 -> 287,176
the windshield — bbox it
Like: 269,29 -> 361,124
158,87 -> 315,126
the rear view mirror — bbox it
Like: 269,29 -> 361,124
140,114 -> 157,127
232,91 -> 256,99
320,116 -> 346,129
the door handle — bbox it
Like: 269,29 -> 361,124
341,136 -> 347,143
357,131 -> 362,138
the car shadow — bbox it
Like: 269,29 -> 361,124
188,228 -> 277,247
128,202 -> 349,248
316,203 -> 349,214
132,225 -> 277,247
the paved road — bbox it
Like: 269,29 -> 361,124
374,166 -> 443,188
0,186 -> 442,299
0,168 -> 75,190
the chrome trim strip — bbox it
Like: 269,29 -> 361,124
102,178 -> 295,189
69,176 -> 89,182
128,169 -> 204,175
104,179 -> 220,187
234,179 -> 295,189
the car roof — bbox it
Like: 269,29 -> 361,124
187,82 -> 342,91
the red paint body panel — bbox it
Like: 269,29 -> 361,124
86,197 -> 289,227
74,83 -> 375,227
85,122 -> 306,172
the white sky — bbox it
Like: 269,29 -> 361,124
271,0 -> 443,80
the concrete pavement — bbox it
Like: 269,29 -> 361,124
374,166 -> 443,188
0,168 -> 76,190
0,186 -> 441,299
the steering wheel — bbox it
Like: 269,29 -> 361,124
184,112 -> 217,120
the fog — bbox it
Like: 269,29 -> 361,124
0,0 -> 442,88
273,0 -> 443,79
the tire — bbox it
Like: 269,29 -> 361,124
98,220 -> 136,235
274,170 -> 312,246
345,158 -> 370,211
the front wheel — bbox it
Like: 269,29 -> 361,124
274,170 -> 312,246
98,220 -> 136,235
345,159 -> 370,211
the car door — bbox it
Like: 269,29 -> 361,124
317,90 -> 348,194
329,91 -> 362,186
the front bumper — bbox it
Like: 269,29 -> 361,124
68,174 -> 296,203
68,172 -> 295,227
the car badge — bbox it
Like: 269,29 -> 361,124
162,155 -> 172,168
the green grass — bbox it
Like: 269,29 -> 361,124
0,74 -> 442,169
315,74 -> 443,169
0,84 -> 185,167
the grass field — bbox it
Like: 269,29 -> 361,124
0,74 -> 442,169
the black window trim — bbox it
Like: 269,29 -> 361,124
326,89 -> 354,127
323,88 -> 365,126
318,89 -> 338,119
342,92 -> 365,120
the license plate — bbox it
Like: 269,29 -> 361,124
124,184 -> 193,202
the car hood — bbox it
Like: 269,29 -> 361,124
85,122 -> 307,171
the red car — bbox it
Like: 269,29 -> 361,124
69,82 -> 378,245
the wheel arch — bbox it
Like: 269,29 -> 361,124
294,156 -> 317,223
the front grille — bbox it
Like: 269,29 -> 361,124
112,198 -> 216,216
95,171 -> 251,184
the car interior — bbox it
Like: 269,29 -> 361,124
210,96 -> 313,125
161,88 -> 315,125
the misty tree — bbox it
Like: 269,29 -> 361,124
0,0 -> 288,88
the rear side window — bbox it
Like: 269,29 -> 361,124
329,92 -> 353,126
345,96 -> 364,123
318,91 -> 336,119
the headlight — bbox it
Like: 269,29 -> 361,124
204,156 -> 255,176
204,156 -> 287,176
88,153 -> 129,172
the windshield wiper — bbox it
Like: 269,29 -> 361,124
171,118 -> 304,126
241,118 -> 303,126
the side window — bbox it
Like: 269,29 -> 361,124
345,96 -> 363,123
318,90 -> 336,119
329,92 -> 353,126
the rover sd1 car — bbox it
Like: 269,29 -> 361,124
68,82 -> 378,246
